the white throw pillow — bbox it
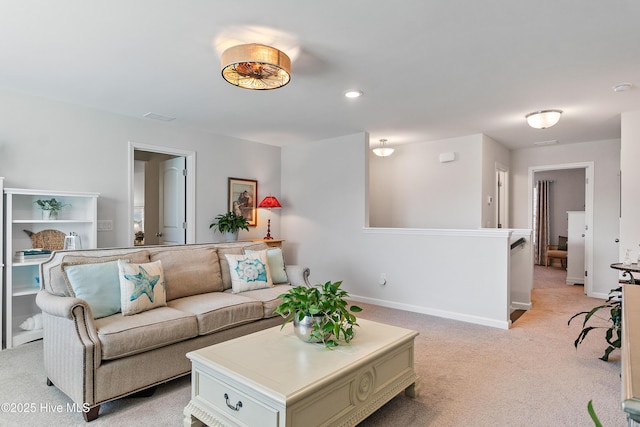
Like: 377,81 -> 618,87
224,252 -> 273,293
118,259 -> 166,315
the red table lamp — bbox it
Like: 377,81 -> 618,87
258,196 -> 282,239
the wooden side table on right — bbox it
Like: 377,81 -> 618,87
252,238 -> 284,249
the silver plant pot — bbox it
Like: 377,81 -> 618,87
293,315 -> 329,343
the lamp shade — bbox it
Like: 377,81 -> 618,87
526,110 -> 563,129
258,196 -> 282,209
221,44 -> 291,90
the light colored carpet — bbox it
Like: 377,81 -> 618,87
0,269 -> 626,426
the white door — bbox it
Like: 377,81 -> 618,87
567,211 -> 586,286
159,157 -> 186,245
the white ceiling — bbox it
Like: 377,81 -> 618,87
1,1 -> 639,150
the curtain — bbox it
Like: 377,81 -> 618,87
534,180 -> 551,265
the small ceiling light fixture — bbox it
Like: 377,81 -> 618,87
221,43 -> 291,90
372,139 -> 395,157
344,90 -> 363,98
526,110 -> 563,129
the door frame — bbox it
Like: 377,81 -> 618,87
128,141 -> 196,244
495,162 -> 509,228
527,162 -> 594,296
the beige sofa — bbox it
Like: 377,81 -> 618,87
35,242 -> 310,422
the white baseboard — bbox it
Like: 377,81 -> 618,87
349,294 -> 510,330
511,302 -> 532,311
566,276 -> 584,285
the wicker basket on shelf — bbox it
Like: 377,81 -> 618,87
23,229 -> 66,251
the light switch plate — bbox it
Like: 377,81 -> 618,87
97,220 -> 113,231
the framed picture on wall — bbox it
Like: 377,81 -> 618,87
228,177 -> 258,226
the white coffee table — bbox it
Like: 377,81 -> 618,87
183,318 -> 419,427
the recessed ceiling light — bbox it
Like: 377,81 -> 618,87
144,112 -> 176,122
613,83 -> 632,92
533,139 -> 558,146
344,90 -> 363,98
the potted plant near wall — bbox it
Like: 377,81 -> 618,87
209,211 -> 250,242
568,286 -> 622,361
274,281 -> 362,349
34,198 -> 70,220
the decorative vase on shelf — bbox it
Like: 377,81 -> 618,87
42,210 -> 57,220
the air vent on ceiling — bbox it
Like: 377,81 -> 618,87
533,139 -> 558,146
143,112 -> 176,122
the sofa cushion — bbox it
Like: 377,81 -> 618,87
62,260 -> 121,319
245,248 -> 288,284
95,306 -> 198,360
168,292 -> 263,335
218,243 -> 270,290
225,252 -> 273,293
225,284 -> 291,318
150,246 -> 223,300
47,250 -> 150,297
118,260 -> 167,316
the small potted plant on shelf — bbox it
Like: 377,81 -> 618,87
274,281 -> 362,349
34,198 -> 70,220
209,211 -> 250,242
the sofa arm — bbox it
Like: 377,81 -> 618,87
36,290 -> 92,320
285,265 -> 311,287
36,290 -> 103,406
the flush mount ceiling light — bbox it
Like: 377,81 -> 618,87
221,43 -> 291,90
372,139 -> 395,157
526,110 -> 563,129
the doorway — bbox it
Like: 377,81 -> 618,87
128,142 -> 196,246
495,163 -> 509,228
528,162 -> 594,296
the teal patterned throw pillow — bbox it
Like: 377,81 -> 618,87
245,248 -> 288,284
224,251 -> 273,293
118,259 -> 166,315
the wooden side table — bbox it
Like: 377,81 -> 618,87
252,238 -> 284,249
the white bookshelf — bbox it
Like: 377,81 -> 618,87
3,188 -> 99,349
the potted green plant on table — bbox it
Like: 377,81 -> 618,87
568,286 -> 622,361
274,281 -> 362,349
209,211 -> 249,242
34,198 -> 70,220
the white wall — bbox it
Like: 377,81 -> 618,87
369,134 -> 483,229
282,133 -> 513,329
620,110 -> 640,262
0,90 -> 281,247
510,139 -> 621,296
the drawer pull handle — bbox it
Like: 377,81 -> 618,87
224,393 -> 243,411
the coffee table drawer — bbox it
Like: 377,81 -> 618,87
193,369 -> 279,427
